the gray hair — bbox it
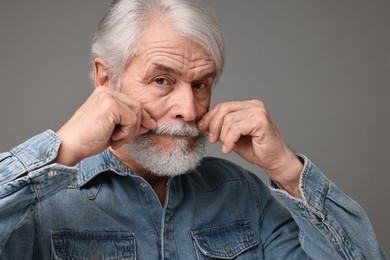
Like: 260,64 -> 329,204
91,0 -> 225,88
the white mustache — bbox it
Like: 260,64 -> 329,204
149,121 -> 202,137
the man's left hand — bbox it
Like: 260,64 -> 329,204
197,100 -> 303,197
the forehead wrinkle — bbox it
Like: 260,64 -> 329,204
137,41 -> 215,81
139,40 -> 211,62
143,61 -> 215,83
143,52 -> 214,74
151,63 -> 182,76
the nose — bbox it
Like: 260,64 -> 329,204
170,85 -> 197,122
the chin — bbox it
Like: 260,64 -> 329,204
125,133 -> 207,177
150,134 -> 201,154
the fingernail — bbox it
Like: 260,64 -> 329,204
222,145 -> 230,154
197,120 -> 204,128
208,133 -> 216,143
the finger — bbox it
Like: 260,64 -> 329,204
200,101 -> 251,125
140,108 -> 157,131
106,89 -> 156,136
110,139 -> 129,150
220,118 -> 254,154
220,108 -> 269,154
102,87 -> 140,108
197,105 -> 218,131
110,108 -> 140,141
110,110 -> 141,150
206,105 -> 228,143
219,109 -> 258,142
200,101 -> 249,143
110,89 -> 157,134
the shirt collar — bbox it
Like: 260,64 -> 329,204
76,149 -> 134,187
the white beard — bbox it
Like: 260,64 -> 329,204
124,121 -> 206,177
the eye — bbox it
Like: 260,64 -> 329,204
154,77 -> 169,86
192,82 -> 207,90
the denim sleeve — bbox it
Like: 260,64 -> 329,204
0,130 -> 76,251
270,155 -> 387,259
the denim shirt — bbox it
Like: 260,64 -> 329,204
0,130 -> 386,259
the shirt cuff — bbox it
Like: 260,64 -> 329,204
10,130 -> 61,173
4,130 -> 77,201
269,154 -> 329,218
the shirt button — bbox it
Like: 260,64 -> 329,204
48,171 -> 57,177
140,182 -> 147,188
114,164 -> 121,170
224,244 -> 232,253
38,154 -> 47,161
298,203 -> 305,209
331,236 -> 337,243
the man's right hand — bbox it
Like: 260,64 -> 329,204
55,87 -> 157,166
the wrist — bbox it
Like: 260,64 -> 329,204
267,152 -> 303,198
54,131 -> 82,166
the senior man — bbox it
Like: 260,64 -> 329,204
0,0 -> 386,259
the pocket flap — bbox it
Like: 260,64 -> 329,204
51,230 -> 135,260
191,220 -> 258,259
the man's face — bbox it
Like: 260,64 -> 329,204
117,17 -> 217,176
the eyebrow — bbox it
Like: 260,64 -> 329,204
151,62 -> 217,80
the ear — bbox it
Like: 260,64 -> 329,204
93,58 -> 111,88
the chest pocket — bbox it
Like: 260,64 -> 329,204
191,220 -> 259,259
51,230 -> 136,260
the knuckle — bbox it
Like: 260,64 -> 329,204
216,102 -> 228,113
254,110 -> 266,120
130,101 -> 143,116
249,99 -> 264,108
214,102 -> 223,109
208,120 -> 218,132
100,96 -> 117,110
224,113 -> 235,124
230,123 -> 241,133
133,99 -> 142,110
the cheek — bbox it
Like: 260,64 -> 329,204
142,97 -> 171,120
196,99 -> 210,118
196,89 -> 212,113
119,80 -> 168,120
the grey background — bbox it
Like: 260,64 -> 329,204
0,0 -> 388,255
